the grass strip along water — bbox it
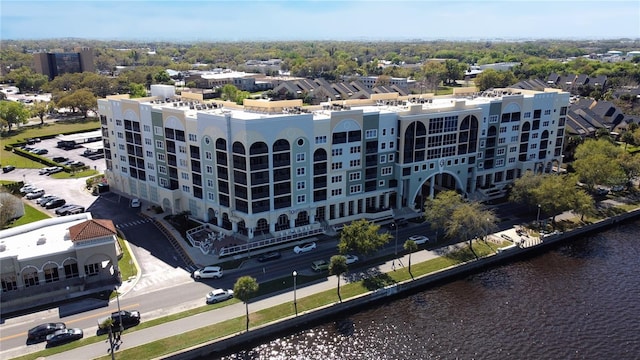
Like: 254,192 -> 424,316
12,241 -> 501,360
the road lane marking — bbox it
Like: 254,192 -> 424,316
0,303 -> 140,342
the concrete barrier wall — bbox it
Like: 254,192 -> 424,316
160,208 -> 640,360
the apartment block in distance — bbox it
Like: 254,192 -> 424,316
33,47 -> 95,80
98,85 -> 569,257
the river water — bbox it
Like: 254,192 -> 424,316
221,220 -> 640,360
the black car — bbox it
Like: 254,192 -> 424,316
99,310 -> 141,330
386,219 -> 409,230
257,251 -> 282,262
45,198 -> 66,209
52,156 -> 68,163
2,165 -> 16,173
27,322 -> 66,343
46,328 -> 83,347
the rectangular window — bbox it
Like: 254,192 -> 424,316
205,151 -> 212,160
188,133 -> 197,142
530,143 -> 538,149
388,153 -> 394,162
332,148 -> 343,156
296,153 -> 306,162
532,133 -> 539,139
390,141 -> 394,149
160,178 -> 169,187
84,263 -> 100,277
511,125 -> 519,131
381,166 -> 392,175
511,136 -> 518,142
297,194 -> 306,204
207,179 -> 214,187
380,154 -> 387,163
120,155 -> 126,162
496,159 -> 505,167
207,192 -> 215,201
509,146 -> 517,153
331,175 -> 342,183
205,165 -> 213,174
498,138 -> 506,144
154,126 -> 163,135
331,162 -> 343,170
157,153 -> 165,161
146,150 -> 153,157
350,146 -> 361,154
508,157 -> 516,163
182,185 -> 190,192
349,172 -> 361,181
542,121 -> 550,127
489,115 -> 499,123
499,126 -> 507,133
147,163 -> 155,170
148,175 -> 156,182
497,148 -> 505,155
181,172 -> 189,180
315,135 -> 327,144
381,143 -> 386,150
145,138 -> 152,146
297,181 -> 306,190
158,165 -> 167,174
119,144 -> 125,150
524,112 -> 531,118
349,159 -> 361,167
331,189 -> 343,196
115,119 -> 122,126
155,140 -> 164,149
365,129 -> 377,139
296,167 -> 305,176
350,184 -> 362,193
179,159 -> 187,167
179,145 -> 186,153
544,109 -> 551,115
117,132 -> 123,139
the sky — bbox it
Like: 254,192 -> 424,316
1,0 -> 639,42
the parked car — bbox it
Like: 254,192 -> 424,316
205,288 -> 234,304
45,328 -> 83,347
27,322 -> 66,343
64,206 -> 85,216
47,166 -> 64,175
311,259 -> 330,271
257,251 -> 281,262
294,242 -> 317,254
345,254 -> 359,265
2,165 -> 16,173
39,166 -> 57,175
69,161 -> 85,167
52,156 -> 68,163
408,235 -> 430,245
98,310 -> 141,330
130,198 -> 141,208
45,198 -> 66,209
612,185 -> 625,192
193,266 -> 223,279
20,184 -> 37,194
33,148 -> 48,155
25,189 -> 45,199
595,187 -> 609,196
37,194 -> 58,206
55,204 -> 80,215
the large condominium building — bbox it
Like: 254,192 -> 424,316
98,85 -> 568,244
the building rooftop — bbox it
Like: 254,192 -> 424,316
0,213 -> 93,261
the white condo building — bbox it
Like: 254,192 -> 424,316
98,85 -> 569,255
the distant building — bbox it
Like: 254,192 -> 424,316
33,47 -> 95,80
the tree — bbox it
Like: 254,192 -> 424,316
617,152 -> 640,185
221,84 -> 239,102
403,239 -> 418,279
338,219 -> 391,255
0,100 -> 30,130
328,255 -> 348,303
571,189 -> 595,222
0,192 -> 23,227
154,70 -> 171,84
233,276 -> 259,331
423,190 -> 464,237
129,83 -> 148,98
31,100 -> 49,125
446,202 -> 497,259
573,139 -> 625,190
57,89 -> 97,118
509,171 -> 543,208
532,174 -> 579,224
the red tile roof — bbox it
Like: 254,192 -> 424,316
69,219 -> 117,242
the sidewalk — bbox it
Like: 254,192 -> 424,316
7,241 -> 469,360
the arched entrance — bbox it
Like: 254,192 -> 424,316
415,172 -> 463,210
275,214 -> 290,231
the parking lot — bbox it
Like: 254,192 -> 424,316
30,133 -> 107,173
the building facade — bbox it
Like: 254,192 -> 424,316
0,213 -> 119,314
33,47 -> 95,80
98,85 -> 568,242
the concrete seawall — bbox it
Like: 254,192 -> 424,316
161,208 -> 640,360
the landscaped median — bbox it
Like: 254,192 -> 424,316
10,241 -> 504,360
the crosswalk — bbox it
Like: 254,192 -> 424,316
115,218 -> 153,229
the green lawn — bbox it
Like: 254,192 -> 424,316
2,201 -> 51,229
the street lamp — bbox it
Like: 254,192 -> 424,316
292,271 -> 298,316
394,221 -> 398,256
536,204 -> 541,228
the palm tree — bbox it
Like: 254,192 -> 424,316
403,239 -> 418,279
233,276 -> 259,331
329,255 -> 348,303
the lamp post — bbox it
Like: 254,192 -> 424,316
394,221 -> 398,256
536,204 -> 541,228
292,271 -> 298,316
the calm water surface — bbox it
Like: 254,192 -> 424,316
222,220 -> 640,360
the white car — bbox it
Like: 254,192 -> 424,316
37,194 -> 57,205
20,184 -> 37,194
130,198 -> 141,208
294,242 -> 317,254
25,189 -> 45,199
193,266 -> 223,280
345,254 -> 359,265
205,288 -> 234,304
409,235 -> 430,245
